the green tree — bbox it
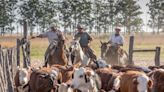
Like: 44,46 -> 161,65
116,0 -> 143,33
18,0 -> 57,35
147,0 -> 164,34
0,0 -> 17,35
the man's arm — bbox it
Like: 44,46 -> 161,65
119,36 -> 124,46
87,32 -> 93,41
107,35 -> 112,44
33,32 -> 48,38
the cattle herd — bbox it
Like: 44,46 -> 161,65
14,58 -> 164,92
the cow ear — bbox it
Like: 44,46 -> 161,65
148,80 -> 153,88
133,78 -> 138,84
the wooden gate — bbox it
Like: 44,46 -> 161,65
0,46 -> 17,92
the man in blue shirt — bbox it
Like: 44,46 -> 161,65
74,24 -> 97,60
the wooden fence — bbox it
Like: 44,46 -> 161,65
0,46 -> 17,92
128,35 -> 161,66
0,20 -> 30,92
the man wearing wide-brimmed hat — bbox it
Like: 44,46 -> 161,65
36,23 -> 65,43
34,23 -> 67,66
74,24 -> 97,60
108,27 -> 124,47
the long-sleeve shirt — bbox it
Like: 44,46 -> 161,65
109,34 -> 124,46
40,30 -> 65,43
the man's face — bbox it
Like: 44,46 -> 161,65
115,30 -> 120,34
78,28 -> 83,33
51,27 -> 57,31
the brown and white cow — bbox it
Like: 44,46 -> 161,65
28,67 -> 61,92
14,67 -> 32,92
96,68 -> 120,92
120,71 -> 153,92
71,67 -> 101,92
148,69 -> 164,92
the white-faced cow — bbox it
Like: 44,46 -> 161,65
71,67 -> 101,92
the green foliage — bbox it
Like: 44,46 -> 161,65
0,0 -> 17,35
116,0 -> 143,33
147,0 -> 164,34
18,0 -> 57,34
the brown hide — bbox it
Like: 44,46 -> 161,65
96,68 -> 118,91
151,69 -> 164,92
48,41 -> 68,66
29,67 -> 61,92
51,65 -> 74,83
120,71 -> 152,92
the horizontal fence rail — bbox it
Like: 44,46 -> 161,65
129,35 -> 161,66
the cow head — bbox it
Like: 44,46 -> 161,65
36,69 -> 60,91
71,67 -> 101,92
18,68 -> 29,86
133,75 -> 153,92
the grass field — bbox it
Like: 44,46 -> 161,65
0,33 -> 164,67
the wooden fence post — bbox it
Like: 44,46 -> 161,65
155,47 -> 160,66
16,39 -> 20,66
23,20 -> 27,39
128,35 -> 134,65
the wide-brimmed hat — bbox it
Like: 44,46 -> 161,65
77,24 -> 84,29
49,23 -> 59,28
115,28 -> 121,31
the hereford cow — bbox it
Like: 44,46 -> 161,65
29,67 -> 61,92
14,67 -> 32,92
96,68 -> 120,92
51,64 -> 75,83
148,69 -> 164,92
120,71 -> 153,92
71,67 -> 101,92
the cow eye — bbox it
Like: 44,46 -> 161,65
79,75 -> 83,78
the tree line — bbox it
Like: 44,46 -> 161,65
0,0 -> 163,36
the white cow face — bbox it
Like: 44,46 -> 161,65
71,67 -> 98,91
135,75 -> 152,92
19,68 -> 29,85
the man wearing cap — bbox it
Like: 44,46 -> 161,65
108,28 -> 124,47
74,24 -> 97,60
35,23 -> 65,43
